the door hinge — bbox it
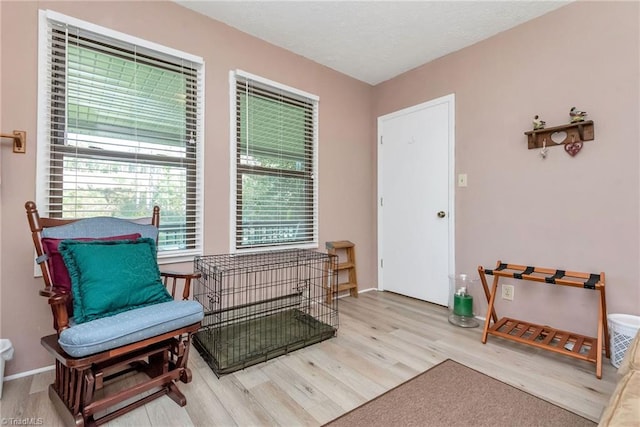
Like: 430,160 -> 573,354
380,259 -> 384,268
380,197 -> 383,207
380,136 -> 383,145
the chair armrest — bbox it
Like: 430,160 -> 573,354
160,271 -> 201,300
38,287 -> 70,333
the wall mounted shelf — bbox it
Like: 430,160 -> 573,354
524,120 -> 594,150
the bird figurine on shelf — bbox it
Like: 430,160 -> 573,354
533,115 -> 546,130
570,107 -> 588,123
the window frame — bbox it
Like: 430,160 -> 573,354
229,70 -> 319,254
37,9 -> 205,264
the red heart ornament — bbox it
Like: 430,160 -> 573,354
564,141 -> 583,157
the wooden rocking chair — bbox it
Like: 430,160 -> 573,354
25,201 -> 204,426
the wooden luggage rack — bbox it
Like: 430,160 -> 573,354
478,261 -> 609,378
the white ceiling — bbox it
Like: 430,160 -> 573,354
175,1 -> 570,85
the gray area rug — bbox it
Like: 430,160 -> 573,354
324,359 -> 595,427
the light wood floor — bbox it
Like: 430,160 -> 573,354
0,291 -> 618,426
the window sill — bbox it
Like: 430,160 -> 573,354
233,242 -> 319,255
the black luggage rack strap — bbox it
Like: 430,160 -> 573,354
481,262 -> 603,290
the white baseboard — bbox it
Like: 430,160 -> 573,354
4,364 -> 55,382
336,287 -> 377,299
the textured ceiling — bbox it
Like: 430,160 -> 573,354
175,1 -> 570,85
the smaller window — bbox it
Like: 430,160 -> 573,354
230,71 -> 319,252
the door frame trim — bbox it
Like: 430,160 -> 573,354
376,93 -> 456,295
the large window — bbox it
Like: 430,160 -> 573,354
38,10 -> 204,261
231,71 -> 319,252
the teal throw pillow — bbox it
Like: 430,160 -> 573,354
59,238 -> 172,324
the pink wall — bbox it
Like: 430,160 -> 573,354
2,0 -> 638,377
373,1 -> 640,336
0,1 -> 373,375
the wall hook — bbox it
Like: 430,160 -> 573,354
0,130 -> 26,153
540,138 -> 549,159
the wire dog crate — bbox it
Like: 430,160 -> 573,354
193,249 -> 339,376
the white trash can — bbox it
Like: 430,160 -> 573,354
608,314 -> 640,368
0,339 -> 14,399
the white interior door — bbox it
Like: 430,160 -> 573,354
377,94 -> 454,306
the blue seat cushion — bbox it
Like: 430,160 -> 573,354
58,300 -> 204,357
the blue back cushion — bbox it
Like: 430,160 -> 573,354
42,217 -> 158,240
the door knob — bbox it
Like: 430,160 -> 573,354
437,211 -> 446,218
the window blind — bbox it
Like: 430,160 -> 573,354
232,72 -> 318,251
38,11 -> 204,259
